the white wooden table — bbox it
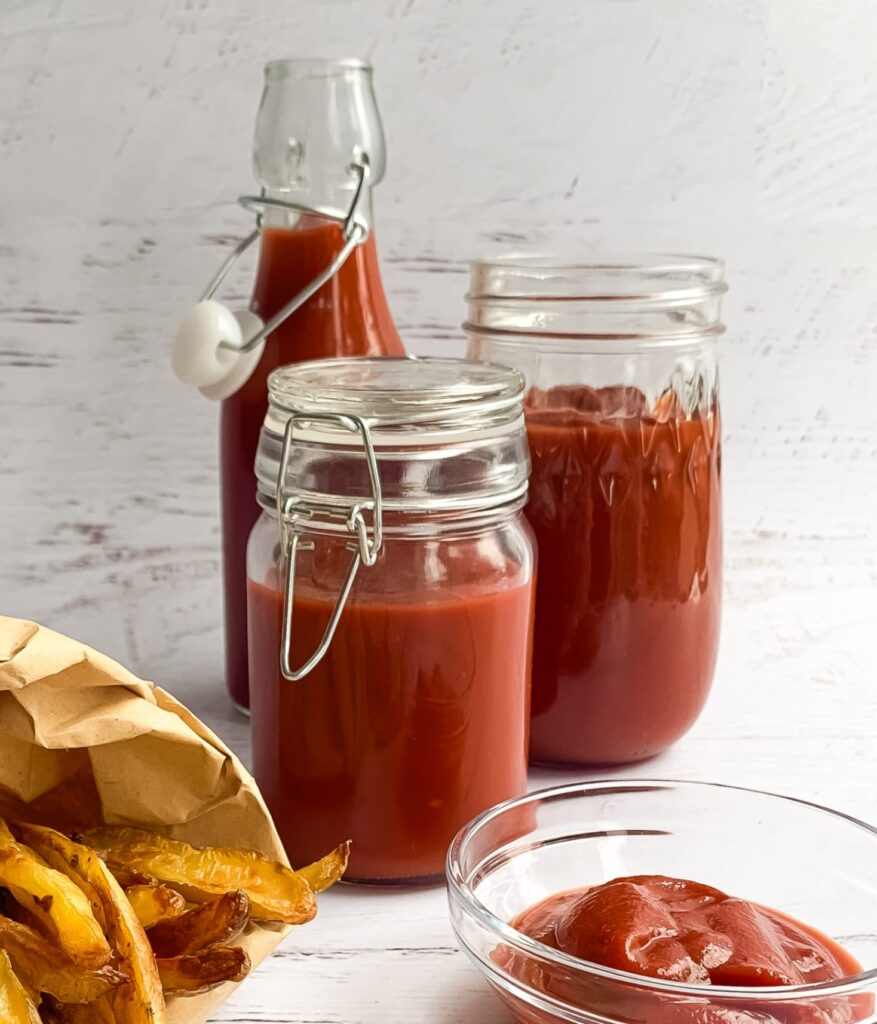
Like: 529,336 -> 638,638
2,1 -> 876,1021
202,598 -> 877,1023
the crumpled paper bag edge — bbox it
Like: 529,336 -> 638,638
0,615 -> 295,1024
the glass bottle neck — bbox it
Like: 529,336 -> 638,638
253,58 -> 385,234
260,189 -> 376,233
247,60 -> 402,363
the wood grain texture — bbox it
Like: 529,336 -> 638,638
1,0 -> 876,1021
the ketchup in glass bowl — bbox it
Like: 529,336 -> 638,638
447,781 -> 877,1024
466,257 -> 725,765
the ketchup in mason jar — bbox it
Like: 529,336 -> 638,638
466,257 -> 725,765
247,358 -> 535,882
221,59 -> 403,711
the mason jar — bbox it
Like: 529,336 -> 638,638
465,256 -> 725,766
247,357 -> 536,883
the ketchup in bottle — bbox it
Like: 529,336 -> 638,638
221,60 -> 403,711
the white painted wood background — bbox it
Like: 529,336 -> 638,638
1,1 -> 876,1021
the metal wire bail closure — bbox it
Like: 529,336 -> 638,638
276,411 -> 383,682
201,154 -> 372,357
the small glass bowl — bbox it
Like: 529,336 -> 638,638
446,780 -> 877,1024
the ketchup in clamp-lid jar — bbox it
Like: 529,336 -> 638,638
466,256 -> 725,766
247,357 -> 536,883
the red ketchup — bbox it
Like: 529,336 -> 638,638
513,877 -> 860,986
248,551 -> 534,882
220,221 -> 403,710
525,386 -> 722,764
501,876 -> 867,1024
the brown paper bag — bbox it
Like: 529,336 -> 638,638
0,614 -> 291,1023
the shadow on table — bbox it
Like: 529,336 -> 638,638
430,972 -> 515,1024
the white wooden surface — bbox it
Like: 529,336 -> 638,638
2,1 -> 877,1021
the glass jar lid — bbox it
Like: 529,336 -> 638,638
256,356 -> 530,518
266,356 -> 524,428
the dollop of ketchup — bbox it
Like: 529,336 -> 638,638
512,876 -> 860,987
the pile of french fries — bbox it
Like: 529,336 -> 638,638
0,818 -> 348,1022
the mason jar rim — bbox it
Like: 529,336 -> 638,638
467,253 -> 727,305
465,254 -> 726,345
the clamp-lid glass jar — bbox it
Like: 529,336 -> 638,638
247,357 -> 536,883
466,256 -> 725,766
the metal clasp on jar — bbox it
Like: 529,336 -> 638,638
275,411 -> 383,681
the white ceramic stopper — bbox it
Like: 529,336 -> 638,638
172,303 -> 265,400
198,310 -> 266,400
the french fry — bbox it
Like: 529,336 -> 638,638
11,823 -> 166,1024
0,819 -> 110,967
148,890 -> 250,958
0,816 -> 338,1019
297,841 -> 351,893
81,826 -> 318,924
0,915 -> 125,1003
125,884 -> 186,930
0,948 -> 40,1024
156,946 -> 250,995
